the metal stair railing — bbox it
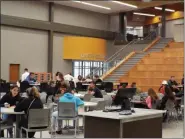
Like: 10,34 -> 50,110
89,27 -> 159,78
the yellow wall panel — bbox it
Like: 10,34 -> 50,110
63,36 -> 106,61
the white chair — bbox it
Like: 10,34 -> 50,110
103,95 -> 112,107
0,123 -> 15,138
83,94 -> 93,101
57,102 -> 78,138
20,109 -> 50,138
165,99 -> 178,123
90,98 -> 105,111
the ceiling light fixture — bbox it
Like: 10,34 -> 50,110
134,12 -> 155,17
112,1 -> 137,8
126,26 -> 133,29
74,1 -> 111,10
154,7 -> 175,12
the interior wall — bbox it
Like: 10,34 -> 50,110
173,24 -> 184,42
1,1 -> 49,21
54,5 -> 110,31
158,18 -> 184,38
1,26 -> 48,81
53,33 -> 73,75
109,15 -> 120,32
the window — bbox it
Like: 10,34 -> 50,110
73,61 -> 103,78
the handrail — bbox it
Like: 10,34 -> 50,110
89,27 -> 159,78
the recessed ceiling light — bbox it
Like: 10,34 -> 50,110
154,7 -> 175,12
134,12 -> 155,17
111,1 -> 137,8
74,1 -> 111,10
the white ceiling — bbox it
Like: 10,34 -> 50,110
54,1 -> 138,14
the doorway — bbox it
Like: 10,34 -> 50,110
9,64 -> 20,82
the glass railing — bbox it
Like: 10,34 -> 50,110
89,28 -> 159,78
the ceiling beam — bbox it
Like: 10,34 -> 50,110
0,14 -> 116,40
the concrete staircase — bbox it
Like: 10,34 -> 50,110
103,38 -> 173,82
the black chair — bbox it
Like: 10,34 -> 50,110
104,82 -> 113,93
76,82 -> 84,91
1,83 -> 10,93
20,81 -> 30,93
96,82 -> 104,90
40,82 -> 49,93
69,81 -> 75,90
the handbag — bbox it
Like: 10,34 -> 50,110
24,99 -> 36,119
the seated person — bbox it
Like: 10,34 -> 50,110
126,82 -> 141,94
159,80 -> 168,94
24,72 -> 36,84
51,83 -> 84,134
168,76 -> 179,93
14,87 -> 43,138
94,75 -> 102,84
145,88 -> 159,109
0,84 -> 21,138
88,82 -> 103,98
77,75 -> 83,82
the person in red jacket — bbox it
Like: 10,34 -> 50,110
159,80 -> 168,94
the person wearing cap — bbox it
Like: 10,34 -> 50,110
158,80 -> 168,94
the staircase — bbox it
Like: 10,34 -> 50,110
103,38 -> 173,82
120,42 -> 184,92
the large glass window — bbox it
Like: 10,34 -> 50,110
73,61 -> 103,78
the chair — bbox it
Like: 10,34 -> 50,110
69,81 -> 75,90
83,94 -> 93,101
104,82 -> 113,93
0,121 -> 15,138
103,95 -> 112,107
40,92 -> 47,104
165,99 -> 178,123
101,90 -> 107,95
40,82 -> 49,93
20,109 -> 50,138
57,102 -> 78,137
20,81 -> 30,93
90,98 -> 105,111
76,82 -> 83,91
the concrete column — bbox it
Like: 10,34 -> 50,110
48,2 -> 54,73
161,5 -> 166,38
119,12 -> 127,42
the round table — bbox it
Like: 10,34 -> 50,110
0,107 -> 24,138
74,93 -> 85,99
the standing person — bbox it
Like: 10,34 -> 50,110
51,83 -> 84,134
14,87 -> 43,138
145,88 -> 159,109
21,68 -> 29,82
88,82 -> 103,98
0,84 -> 21,137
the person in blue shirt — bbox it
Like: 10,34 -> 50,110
24,72 -> 36,84
51,82 -> 84,134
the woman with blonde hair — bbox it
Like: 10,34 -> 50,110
14,87 -> 43,138
146,88 -> 159,109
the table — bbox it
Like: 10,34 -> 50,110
29,83 -> 40,86
81,108 -> 165,138
0,107 -> 24,138
106,92 -> 117,96
52,101 -> 97,107
74,93 -> 85,99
